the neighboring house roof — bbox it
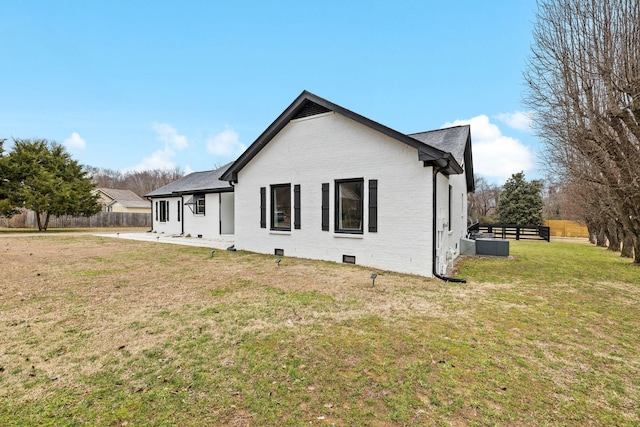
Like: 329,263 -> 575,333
220,90 -> 471,187
96,188 -> 150,209
145,162 -> 234,198
410,126 -> 475,192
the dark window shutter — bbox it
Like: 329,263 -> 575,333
368,179 -> 378,232
294,184 -> 301,229
321,183 -> 329,231
448,185 -> 452,231
167,201 -> 169,221
260,187 -> 266,228
155,202 -> 158,221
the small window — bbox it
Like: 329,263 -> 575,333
274,248 -> 284,256
335,179 -> 363,234
271,184 -> 291,231
195,195 -> 205,215
159,200 -> 169,222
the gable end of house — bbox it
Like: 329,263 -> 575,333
220,90 -> 464,183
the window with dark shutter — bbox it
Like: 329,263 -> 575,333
294,184 -> 301,229
155,202 -> 158,221
321,183 -> 329,231
260,187 -> 266,228
335,179 -> 364,234
369,179 -> 378,232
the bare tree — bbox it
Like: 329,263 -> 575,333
525,0 -> 640,262
87,167 -> 185,197
467,176 -> 501,224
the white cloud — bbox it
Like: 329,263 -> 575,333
127,123 -> 188,171
442,115 -> 536,183
495,111 -> 533,132
206,128 -> 246,158
128,147 -> 177,171
151,122 -> 188,150
63,132 -> 86,150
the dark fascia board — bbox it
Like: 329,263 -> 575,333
220,90 -> 462,182
146,187 -> 234,199
171,187 -> 234,196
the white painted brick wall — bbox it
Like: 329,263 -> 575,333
434,172 -> 468,275
152,193 -> 234,239
151,197 -> 182,235
182,193 -> 221,238
234,112 -> 444,277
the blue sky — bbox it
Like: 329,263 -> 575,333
1,1 -> 540,184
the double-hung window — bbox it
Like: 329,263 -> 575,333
271,184 -> 291,230
195,195 -> 205,215
335,179 -> 364,234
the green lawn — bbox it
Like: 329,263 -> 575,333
0,237 -> 638,426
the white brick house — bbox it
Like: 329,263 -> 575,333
147,91 -> 474,278
223,91 -> 473,278
146,165 -> 234,239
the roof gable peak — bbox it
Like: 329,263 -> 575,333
220,91 -> 464,182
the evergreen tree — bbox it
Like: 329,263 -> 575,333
1,138 -> 101,231
0,139 -> 17,217
497,172 -> 543,225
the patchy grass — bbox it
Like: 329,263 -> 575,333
0,236 -> 638,426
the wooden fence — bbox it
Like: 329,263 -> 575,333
544,220 -> 589,238
0,210 -> 151,229
468,223 -> 551,242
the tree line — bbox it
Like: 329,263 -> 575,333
524,0 -> 639,262
87,166 -> 184,198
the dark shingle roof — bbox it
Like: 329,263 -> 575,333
96,188 -> 150,208
410,125 -> 474,192
145,162 -> 234,198
409,126 -> 469,165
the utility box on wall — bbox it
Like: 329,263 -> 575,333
475,238 -> 510,257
